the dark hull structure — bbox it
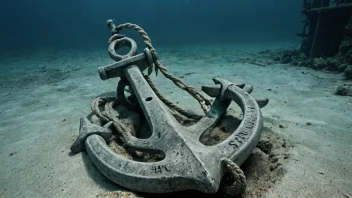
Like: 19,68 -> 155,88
299,0 -> 352,58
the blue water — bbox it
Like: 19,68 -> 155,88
0,0 -> 302,51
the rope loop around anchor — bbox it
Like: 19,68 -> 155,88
143,75 -> 203,120
221,158 -> 247,196
113,23 -> 211,113
91,97 -> 131,142
117,78 -> 138,110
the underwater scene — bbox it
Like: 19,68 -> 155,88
0,0 -> 351,197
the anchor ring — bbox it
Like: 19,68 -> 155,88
108,37 -> 137,62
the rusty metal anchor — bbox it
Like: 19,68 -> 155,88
71,20 -> 269,195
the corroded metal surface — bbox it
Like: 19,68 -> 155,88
84,73 -> 266,193
72,28 -> 269,194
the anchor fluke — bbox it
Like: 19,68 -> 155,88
256,98 -> 269,108
70,117 -> 113,154
243,84 -> 253,93
202,84 -> 221,97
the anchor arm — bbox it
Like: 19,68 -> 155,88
202,83 -> 269,108
201,78 -> 267,166
85,135 -> 203,193
214,84 -> 264,166
186,96 -> 231,139
86,133 -> 221,193
188,81 -> 253,138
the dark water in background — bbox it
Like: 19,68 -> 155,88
0,0 -> 303,51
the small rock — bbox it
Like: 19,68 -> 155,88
345,66 -> 352,79
306,122 -> 312,126
213,135 -> 220,141
279,125 -> 284,128
336,85 -> 352,96
298,61 -> 306,67
270,162 -> 282,171
281,54 -> 291,64
256,140 -> 273,154
291,60 -> 298,66
299,53 -> 307,59
271,157 -> 279,163
183,72 -> 195,76
282,141 -> 287,148
338,64 -> 348,72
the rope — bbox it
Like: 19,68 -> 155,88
91,97 -> 131,143
143,75 -> 202,120
91,97 -> 114,123
117,78 -> 138,110
114,23 -> 211,113
222,158 -> 247,196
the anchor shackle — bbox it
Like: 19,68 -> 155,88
107,19 -> 119,35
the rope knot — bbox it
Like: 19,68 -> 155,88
150,49 -> 159,62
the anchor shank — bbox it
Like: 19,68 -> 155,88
123,64 -> 179,141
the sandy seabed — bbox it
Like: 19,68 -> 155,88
0,41 -> 351,198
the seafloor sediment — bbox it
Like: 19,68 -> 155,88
0,42 -> 351,198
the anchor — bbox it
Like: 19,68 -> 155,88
71,20 -> 269,196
